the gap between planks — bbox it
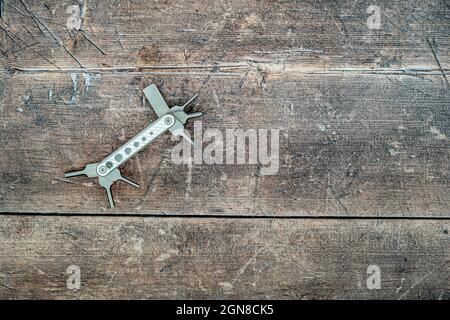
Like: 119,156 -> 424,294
0,211 -> 449,220
7,65 -> 450,77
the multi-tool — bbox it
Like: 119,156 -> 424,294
64,85 -> 202,208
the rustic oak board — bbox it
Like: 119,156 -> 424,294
1,0 -> 449,70
0,216 -> 448,299
0,71 -> 449,216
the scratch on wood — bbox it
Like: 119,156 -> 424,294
232,246 -> 264,283
4,2 -> 27,17
0,23 -> 61,68
426,37 -> 450,91
398,260 -> 449,300
56,231 -> 78,240
18,0 -> 84,67
22,24 -> 35,39
54,177 -> 76,184
387,76 -> 431,97
114,27 -> 124,51
135,157 -> 165,209
382,13 -> 410,34
330,1 -> 354,52
80,30 -> 106,55
0,282 -> 16,291
330,185 -> 349,214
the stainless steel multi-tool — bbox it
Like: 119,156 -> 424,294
64,85 -> 202,208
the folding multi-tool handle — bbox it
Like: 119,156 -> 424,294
96,114 -> 175,177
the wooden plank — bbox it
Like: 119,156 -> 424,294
0,0 -> 448,301
0,71 -> 448,216
0,215 -> 448,299
0,0 -> 448,70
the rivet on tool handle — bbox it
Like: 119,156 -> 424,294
96,114 -> 175,177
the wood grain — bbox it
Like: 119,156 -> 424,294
1,0 -> 449,70
0,215 -> 448,299
0,0 -> 449,300
0,71 -> 448,216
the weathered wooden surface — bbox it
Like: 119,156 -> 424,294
1,0 -> 449,69
0,216 -> 448,299
0,0 -> 449,216
1,70 -> 449,215
0,0 -> 449,299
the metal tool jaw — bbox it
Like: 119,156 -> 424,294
64,85 -> 202,208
